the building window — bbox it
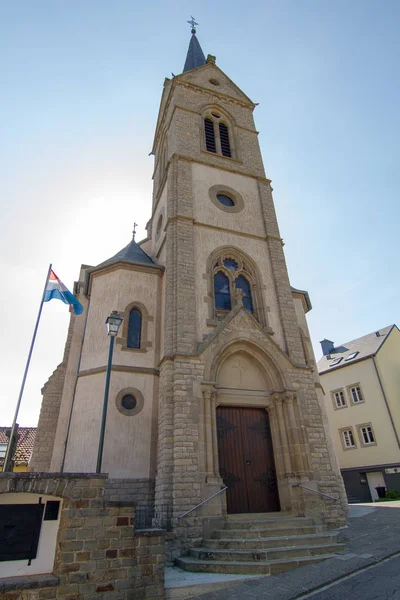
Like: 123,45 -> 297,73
235,275 -> 253,313
121,394 -> 137,411
341,428 -> 356,449
214,271 -> 232,310
333,389 -> 346,409
115,388 -> 144,417
358,424 -> 376,446
217,193 -> 235,207
219,123 -> 231,157
117,301 -> 153,353
204,118 -> 216,153
127,308 -> 142,349
349,385 -> 364,405
0,443 -> 7,459
208,185 -> 244,214
212,255 -> 255,316
203,110 -> 234,158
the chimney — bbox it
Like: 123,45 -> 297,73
320,339 -> 334,356
375,331 -> 380,337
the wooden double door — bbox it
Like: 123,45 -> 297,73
217,406 -> 280,514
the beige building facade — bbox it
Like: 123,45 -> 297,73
318,325 -> 400,502
31,29 -> 347,552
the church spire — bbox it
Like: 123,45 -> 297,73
183,17 -> 206,73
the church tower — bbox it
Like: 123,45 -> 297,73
31,24 -> 347,553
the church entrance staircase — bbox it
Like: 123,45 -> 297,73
175,513 -> 345,575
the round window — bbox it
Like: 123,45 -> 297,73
121,394 -> 137,411
209,78 -> 220,86
217,193 -> 235,207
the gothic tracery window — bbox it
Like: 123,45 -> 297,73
127,308 -> 142,349
212,255 -> 255,316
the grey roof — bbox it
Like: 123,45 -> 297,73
93,237 -> 157,271
183,32 -> 206,72
317,324 -> 396,374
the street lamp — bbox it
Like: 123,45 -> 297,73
96,310 -> 123,473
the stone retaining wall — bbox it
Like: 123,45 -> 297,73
0,473 -> 165,600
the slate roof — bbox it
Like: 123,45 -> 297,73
317,324 -> 396,375
183,32 -> 206,72
0,426 -> 37,466
92,237 -> 157,271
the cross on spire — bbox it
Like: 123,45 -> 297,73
187,16 -> 198,34
132,223 -> 138,240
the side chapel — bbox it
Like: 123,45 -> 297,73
31,25 -> 347,546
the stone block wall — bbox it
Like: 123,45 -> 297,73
105,479 -> 155,506
29,363 -> 67,473
0,474 -> 165,600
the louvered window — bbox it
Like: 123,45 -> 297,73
204,118 -> 216,153
219,123 -> 231,157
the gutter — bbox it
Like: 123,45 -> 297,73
372,356 -> 400,449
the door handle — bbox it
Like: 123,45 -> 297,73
245,459 -> 251,466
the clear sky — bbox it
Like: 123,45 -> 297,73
0,1 -> 399,426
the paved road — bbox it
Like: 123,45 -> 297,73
303,554 -> 400,600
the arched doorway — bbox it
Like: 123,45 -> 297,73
215,349 -> 281,514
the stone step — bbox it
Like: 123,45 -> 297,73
202,532 -> 340,550
189,543 -> 345,563
223,517 -> 314,530
214,525 -> 317,539
226,512 -> 293,521
175,553 -> 338,576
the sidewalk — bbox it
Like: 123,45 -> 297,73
187,502 -> 400,600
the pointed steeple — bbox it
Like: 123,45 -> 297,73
183,17 -> 206,73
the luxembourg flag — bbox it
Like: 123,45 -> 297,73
44,270 -> 83,315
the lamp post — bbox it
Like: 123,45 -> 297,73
96,310 -> 123,473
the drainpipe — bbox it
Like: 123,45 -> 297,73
372,356 -> 400,449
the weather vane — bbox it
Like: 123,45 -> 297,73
132,222 -> 138,240
187,16 -> 198,33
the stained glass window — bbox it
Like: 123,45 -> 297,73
235,275 -> 253,313
223,258 -> 238,271
214,271 -> 231,310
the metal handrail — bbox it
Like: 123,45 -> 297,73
177,486 -> 228,519
292,483 -> 339,501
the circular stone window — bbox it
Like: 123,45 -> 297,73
217,193 -> 235,207
121,394 -> 137,411
209,185 -> 244,214
209,78 -> 220,86
116,387 -> 144,416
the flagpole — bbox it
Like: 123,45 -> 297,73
3,263 -> 52,472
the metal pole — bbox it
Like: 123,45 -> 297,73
3,264 -> 52,472
96,335 -> 115,473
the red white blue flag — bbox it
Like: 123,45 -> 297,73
44,270 -> 83,315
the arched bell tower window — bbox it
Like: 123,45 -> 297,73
204,118 -> 217,153
203,109 -> 234,158
127,308 -> 142,349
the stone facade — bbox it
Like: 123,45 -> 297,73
0,473 -> 164,600
31,39 -> 347,559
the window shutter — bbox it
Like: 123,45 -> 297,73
219,123 -> 231,157
204,119 -> 216,153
